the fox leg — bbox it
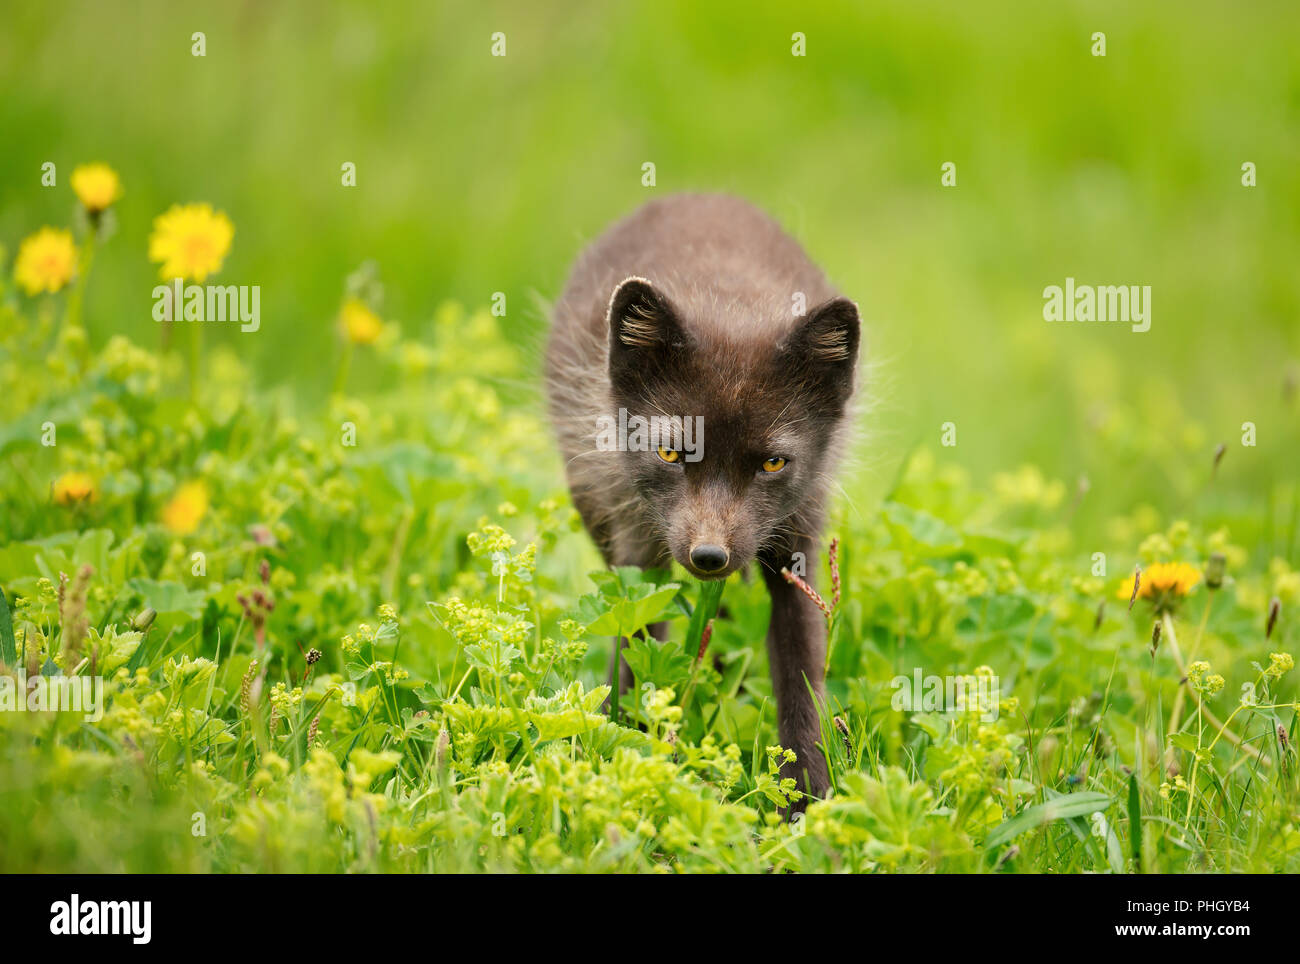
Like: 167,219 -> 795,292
760,540 -> 831,807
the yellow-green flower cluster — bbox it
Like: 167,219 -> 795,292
1187,660 -> 1225,696
1266,652 -> 1294,680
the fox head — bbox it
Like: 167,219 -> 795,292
605,276 -> 860,579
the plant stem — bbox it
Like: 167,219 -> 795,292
1185,695 -> 1203,827
333,342 -> 353,397
610,618 -> 625,724
65,228 -> 98,339
1164,595 -> 1213,773
187,316 -> 201,405
1162,612 -> 1269,766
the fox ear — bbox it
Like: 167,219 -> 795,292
607,277 -> 686,385
782,296 -> 861,403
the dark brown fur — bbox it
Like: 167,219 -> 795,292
545,194 -> 861,802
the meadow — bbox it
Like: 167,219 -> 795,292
1,0 -> 1297,873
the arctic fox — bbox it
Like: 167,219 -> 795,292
546,194 -> 861,799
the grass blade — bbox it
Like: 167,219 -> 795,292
1127,772 -> 1142,871
0,588 -> 16,667
986,791 -> 1111,850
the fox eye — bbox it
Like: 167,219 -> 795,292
761,456 -> 788,473
657,446 -> 682,465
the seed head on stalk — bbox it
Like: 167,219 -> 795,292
239,659 -> 260,715
834,715 -> 853,757
828,537 -> 841,610
306,713 -> 321,748
695,619 -> 714,666
780,567 -> 832,625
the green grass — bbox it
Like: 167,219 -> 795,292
1,0 -> 1298,873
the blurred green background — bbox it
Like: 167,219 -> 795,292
3,0 -> 1298,553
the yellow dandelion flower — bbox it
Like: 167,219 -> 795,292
339,297 -> 384,345
161,481 -> 209,535
14,227 -> 78,296
53,471 -> 97,506
148,203 -> 233,282
71,163 -> 123,213
1117,561 -> 1202,613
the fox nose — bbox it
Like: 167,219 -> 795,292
689,544 -> 730,573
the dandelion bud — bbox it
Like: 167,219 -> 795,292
1266,597 -> 1281,640
1204,552 -> 1226,591
131,607 -> 157,632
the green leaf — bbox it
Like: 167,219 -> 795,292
40,529 -> 116,578
578,719 -> 652,757
464,636 -> 521,677
522,682 -> 612,741
125,578 -> 206,623
528,706 -> 604,742
881,502 -> 962,556
85,626 -> 142,674
683,578 -> 725,661
1127,773 -> 1142,868
0,587 -> 15,666
985,791 -> 1111,850
575,569 -> 680,637
623,636 -> 690,689
910,712 -> 947,741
